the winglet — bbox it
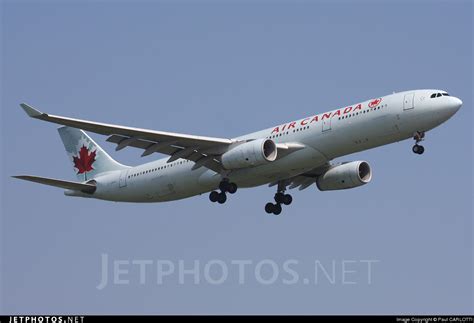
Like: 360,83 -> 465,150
20,103 -> 44,118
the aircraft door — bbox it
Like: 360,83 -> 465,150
322,117 -> 332,132
403,93 -> 415,110
119,169 -> 128,188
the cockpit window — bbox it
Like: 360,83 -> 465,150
430,92 -> 449,98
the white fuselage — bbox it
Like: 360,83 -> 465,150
73,89 -> 461,202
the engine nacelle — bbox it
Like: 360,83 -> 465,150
316,161 -> 372,191
221,139 -> 277,170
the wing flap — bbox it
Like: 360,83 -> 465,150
13,175 -> 96,193
106,134 -> 223,172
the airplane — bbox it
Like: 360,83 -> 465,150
13,89 -> 462,215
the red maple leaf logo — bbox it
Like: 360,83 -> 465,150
73,145 -> 96,174
368,98 -> 382,108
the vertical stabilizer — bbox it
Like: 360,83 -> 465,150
58,126 -> 128,181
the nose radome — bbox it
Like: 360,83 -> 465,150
454,98 -> 462,110
451,97 -> 463,112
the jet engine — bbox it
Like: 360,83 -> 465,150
221,139 -> 277,169
316,161 -> 372,191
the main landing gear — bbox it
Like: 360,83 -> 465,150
412,131 -> 425,155
265,183 -> 292,215
209,179 -> 238,204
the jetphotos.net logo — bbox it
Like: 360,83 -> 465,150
8,317 -> 84,323
96,253 -> 380,290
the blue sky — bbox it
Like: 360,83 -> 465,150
1,0 -> 472,314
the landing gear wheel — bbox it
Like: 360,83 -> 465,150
266,181 -> 292,215
219,180 -> 238,194
412,144 -> 425,155
274,192 -> 285,204
412,131 -> 426,154
209,191 -> 219,203
227,183 -> 238,194
265,203 -> 274,214
217,192 -> 227,204
219,181 -> 230,192
272,203 -> 282,215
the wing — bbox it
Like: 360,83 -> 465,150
269,162 -> 331,191
12,175 -> 96,193
20,103 -> 233,173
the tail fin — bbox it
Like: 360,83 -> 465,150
58,126 -> 128,181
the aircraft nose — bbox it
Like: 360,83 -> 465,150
449,97 -> 463,113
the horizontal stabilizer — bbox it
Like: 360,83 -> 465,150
12,175 -> 96,193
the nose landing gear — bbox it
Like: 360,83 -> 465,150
209,179 -> 238,204
412,144 -> 425,155
412,131 -> 425,155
